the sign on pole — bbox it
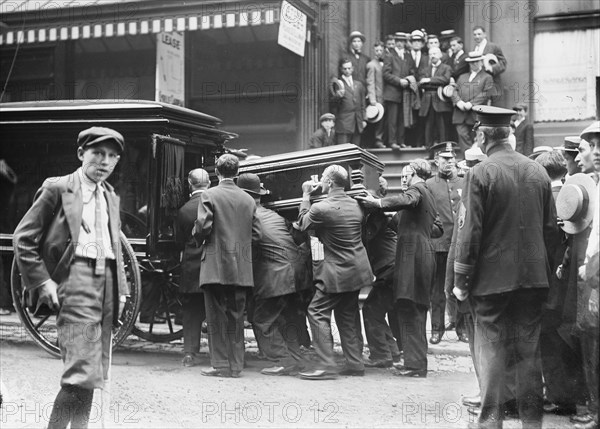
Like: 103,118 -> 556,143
156,31 -> 185,106
277,0 -> 307,57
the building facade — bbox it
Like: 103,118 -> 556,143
1,0 -> 598,154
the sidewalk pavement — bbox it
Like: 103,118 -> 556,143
0,311 -> 474,373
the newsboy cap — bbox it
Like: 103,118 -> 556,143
77,126 -> 124,153
319,113 -> 335,123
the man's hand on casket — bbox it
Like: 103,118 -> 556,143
354,192 -> 381,209
302,180 -> 321,195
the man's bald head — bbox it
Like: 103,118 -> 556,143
188,168 -> 210,191
323,164 -> 349,188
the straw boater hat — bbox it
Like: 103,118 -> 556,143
349,31 -> 366,43
410,30 -> 425,41
528,146 -> 554,160
237,173 -> 269,196
556,173 -> 597,234
465,52 -> 484,62
555,136 -> 581,153
366,103 -> 385,123
437,85 -> 455,102
394,32 -> 408,41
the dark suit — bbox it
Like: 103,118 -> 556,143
331,78 -> 366,146
450,51 -> 469,80
408,51 -> 429,147
362,211 -> 402,361
514,119 -> 534,156
252,206 -> 304,367
479,41 -> 507,105
349,50 -> 370,85
13,171 -> 127,389
426,172 -> 462,336
176,191 -> 206,356
193,179 -> 262,372
451,70 -> 494,155
309,127 -> 336,149
383,49 -> 414,147
365,58 -> 385,147
297,188 -> 373,372
454,144 -> 557,427
419,62 -> 453,148
381,182 -> 439,370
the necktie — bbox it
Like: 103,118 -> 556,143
94,185 -> 105,275
432,65 -> 437,76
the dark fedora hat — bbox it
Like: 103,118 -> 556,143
237,173 -> 269,195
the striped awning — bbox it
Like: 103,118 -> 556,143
0,1 -> 280,46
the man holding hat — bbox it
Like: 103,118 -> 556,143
366,41 -> 387,148
309,113 -> 336,148
13,126 -> 128,428
418,47 -> 453,148
453,106 -> 557,428
237,173 -> 309,376
426,142 -> 463,345
348,30 -> 370,85
451,52 -> 494,157
383,31 -> 415,150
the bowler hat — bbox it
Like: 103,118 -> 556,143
366,103 -> 385,123
556,173 -> 596,234
556,136 -> 581,153
528,146 -> 554,160
319,113 -> 335,123
580,120 -> 600,142
237,173 -> 269,196
77,126 -> 124,153
349,31 -> 366,42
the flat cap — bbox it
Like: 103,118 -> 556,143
77,126 -> 124,153
319,113 -> 335,122
580,120 -> 600,141
473,106 -> 515,128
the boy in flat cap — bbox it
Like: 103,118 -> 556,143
309,113 -> 336,148
13,126 -> 128,428
453,106 -> 557,428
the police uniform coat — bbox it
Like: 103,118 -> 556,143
193,180 -> 261,287
381,182 -> 438,306
13,171 -> 128,389
454,144 -> 557,296
297,188 -> 373,293
176,191 -> 204,294
252,206 -> 299,299
426,173 -> 463,252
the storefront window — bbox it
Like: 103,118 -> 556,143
533,28 -> 599,122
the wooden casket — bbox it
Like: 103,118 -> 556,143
238,144 -> 384,219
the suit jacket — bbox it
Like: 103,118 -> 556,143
366,58 -> 384,104
426,173 -> 463,252
176,192 -> 204,294
12,171 -> 128,320
514,119 -> 534,156
193,180 -> 262,287
418,62 -> 453,115
253,206 -> 301,299
297,188 -> 373,294
451,69 -> 494,125
381,182 -> 438,306
309,127 -> 336,148
349,51 -> 370,85
364,211 -> 397,281
454,144 -> 557,296
450,51 -> 469,80
383,49 -> 414,103
411,51 -> 429,81
331,78 -> 367,134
